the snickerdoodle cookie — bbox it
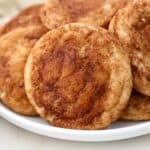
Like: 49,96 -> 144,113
0,26 -> 47,115
0,4 -> 47,36
121,90 -> 150,120
109,0 -> 150,96
25,23 -> 132,129
40,0 -> 128,29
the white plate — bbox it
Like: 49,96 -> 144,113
0,2 -> 150,142
0,102 -> 150,142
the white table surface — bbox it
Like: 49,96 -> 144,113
0,117 -> 149,150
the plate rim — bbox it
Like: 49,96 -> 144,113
0,103 -> 150,142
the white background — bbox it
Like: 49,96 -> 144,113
0,0 -> 149,149
0,117 -> 150,150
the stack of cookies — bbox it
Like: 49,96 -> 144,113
0,0 -> 149,130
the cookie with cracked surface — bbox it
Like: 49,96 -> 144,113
40,0 -> 128,29
0,4 -> 47,36
25,23 -> 132,129
121,90 -> 150,120
109,0 -> 150,96
0,26 -> 47,115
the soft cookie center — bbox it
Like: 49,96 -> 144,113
35,41 -> 109,119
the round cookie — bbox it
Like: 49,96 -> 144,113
25,23 -> 132,129
0,26 -> 47,115
109,0 -> 150,96
40,0 -> 128,29
0,4 -> 47,36
121,90 -> 150,120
